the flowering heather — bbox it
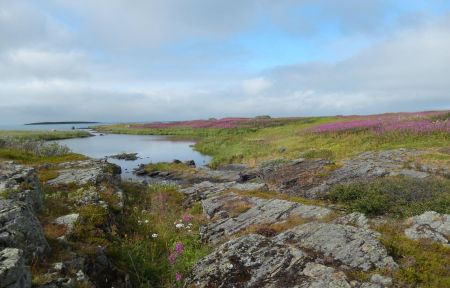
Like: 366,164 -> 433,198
168,252 -> 177,264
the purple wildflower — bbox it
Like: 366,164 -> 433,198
182,214 -> 193,223
175,272 -> 183,281
175,242 -> 184,254
168,252 -> 177,264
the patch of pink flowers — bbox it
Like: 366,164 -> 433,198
175,272 -> 183,281
175,242 -> 184,254
313,111 -> 450,135
182,214 -> 193,223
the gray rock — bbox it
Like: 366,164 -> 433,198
201,193 -> 331,243
334,212 -> 370,229
47,160 -> 120,187
53,214 -> 79,234
404,211 -> 450,245
0,199 -> 49,262
187,233 -> 355,288
0,248 -> 31,288
370,274 -> 392,286
181,181 -> 267,207
0,162 -> 43,211
275,223 -> 397,271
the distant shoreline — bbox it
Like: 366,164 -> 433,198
25,121 -> 100,125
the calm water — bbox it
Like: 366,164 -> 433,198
57,131 -> 211,179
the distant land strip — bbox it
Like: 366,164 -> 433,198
25,121 -> 100,125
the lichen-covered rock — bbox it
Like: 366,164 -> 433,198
334,212 -> 370,229
0,200 -> 49,262
275,223 -> 397,271
259,149 -> 431,199
0,162 -> 43,211
404,211 -> 450,245
201,193 -> 331,243
53,214 -> 79,235
181,181 -> 267,207
0,248 -> 31,288
187,234 -> 355,288
47,160 -> 120,187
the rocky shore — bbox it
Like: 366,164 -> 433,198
0,148 -> 449,287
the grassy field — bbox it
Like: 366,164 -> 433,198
0,130 -> 89,164
96,112 -> 450,168
0,130 -> 91,140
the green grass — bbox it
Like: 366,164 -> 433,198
0,148 -> 86,164
108,182 -> 211,287
378,223 -> 450,287
328,176 -> 450,217
96,118 -> 450,168
0,130 -> 91,140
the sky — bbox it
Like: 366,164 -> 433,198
1,0 -> 450,124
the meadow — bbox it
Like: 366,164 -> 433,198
97,110 -> 450,168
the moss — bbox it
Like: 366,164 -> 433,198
377,223 -> 450,287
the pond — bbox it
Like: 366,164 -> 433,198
57,131 -> 211,179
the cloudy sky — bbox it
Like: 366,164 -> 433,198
1,0 -> 450,124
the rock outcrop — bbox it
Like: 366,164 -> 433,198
0,162 -> 43,211
47,160 -> 121,187
260,149 -> 431,198
201,192 -> 331,243
404,211 -> 450,245
0,200 -> 49,261
0,248 -> 31,288
187,228 -> 396,288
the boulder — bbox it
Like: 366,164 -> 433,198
404,211 -> 450,245
53,213 -> 80,235
0,248 -> 31,288
0,200 -> 49,262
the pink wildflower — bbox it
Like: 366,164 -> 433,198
175,242 -> 184,254
182,214 -> 193,222
168,252 -> 177,264
175,272 -> 183,281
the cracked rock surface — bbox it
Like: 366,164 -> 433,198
404,211 -> 450,245
200,192 -> 331,243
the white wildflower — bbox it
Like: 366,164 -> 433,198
151,233 -> 158,238
175,223 -> 185,229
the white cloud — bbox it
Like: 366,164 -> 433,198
242,77 -> 272,95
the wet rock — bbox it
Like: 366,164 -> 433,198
404,211 -> 450,245
275,222 -> 397,271
47,160 -> 120,187
184,160 -> 196,167
109,152 -> 138,161
0,162 -> 43,211
187,233 -> 366,288
201,193 -> 331,243
0,199 -> 49,262
0,248 -> 31,288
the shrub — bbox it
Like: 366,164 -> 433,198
328,176 -> 450,217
